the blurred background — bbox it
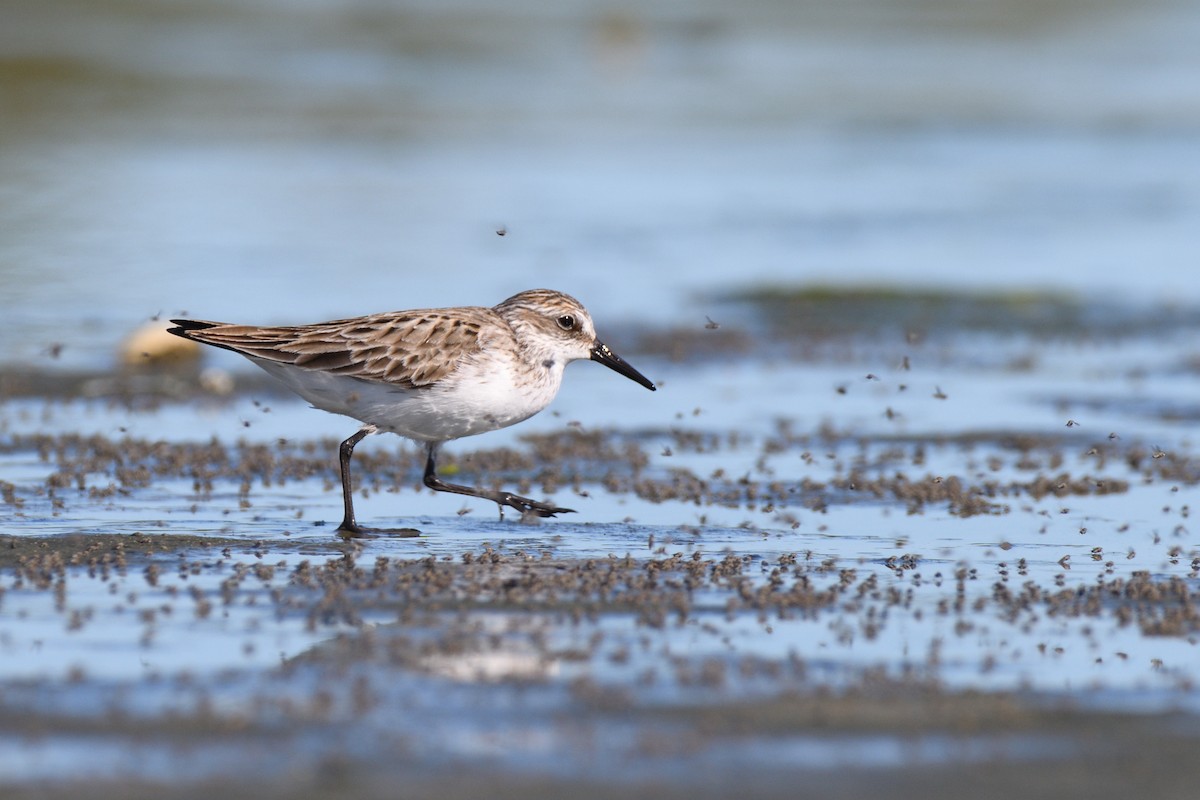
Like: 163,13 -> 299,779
2,0 -> 1199,368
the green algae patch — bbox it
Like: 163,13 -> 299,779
727,285 -> 1200,337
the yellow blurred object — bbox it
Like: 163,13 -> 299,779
120,321 -> 202,368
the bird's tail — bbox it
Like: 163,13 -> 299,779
166,319 -> 223,340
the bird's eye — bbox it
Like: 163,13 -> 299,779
556,315 -> 576,331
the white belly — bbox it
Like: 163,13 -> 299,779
250,355 -> 562,443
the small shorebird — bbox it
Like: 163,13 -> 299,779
168,289 -> 656,533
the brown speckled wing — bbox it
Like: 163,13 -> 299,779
169,308 -> 501,389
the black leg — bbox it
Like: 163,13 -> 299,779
338,428 -> 371,533
332,428 -> 419,538
422,443 -> 574,518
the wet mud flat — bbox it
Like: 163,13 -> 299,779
2,289 -> 1200,797
1,529 -> 1199,799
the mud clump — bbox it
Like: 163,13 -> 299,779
3,428 -> 1188,523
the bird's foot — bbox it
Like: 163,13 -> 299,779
498,493 -> 576,519
336,522 -> 421,539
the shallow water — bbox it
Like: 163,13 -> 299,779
3,0 -> 1200,368
3,0 -> 1200,796
3,309 -> 1200,791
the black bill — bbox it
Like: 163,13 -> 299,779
590,341 -> 656,391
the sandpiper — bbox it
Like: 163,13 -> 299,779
168,289 -> 656,533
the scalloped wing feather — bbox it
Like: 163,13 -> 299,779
173,309 -> 501,389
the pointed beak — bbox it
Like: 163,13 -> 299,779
590,341 -> 656,391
